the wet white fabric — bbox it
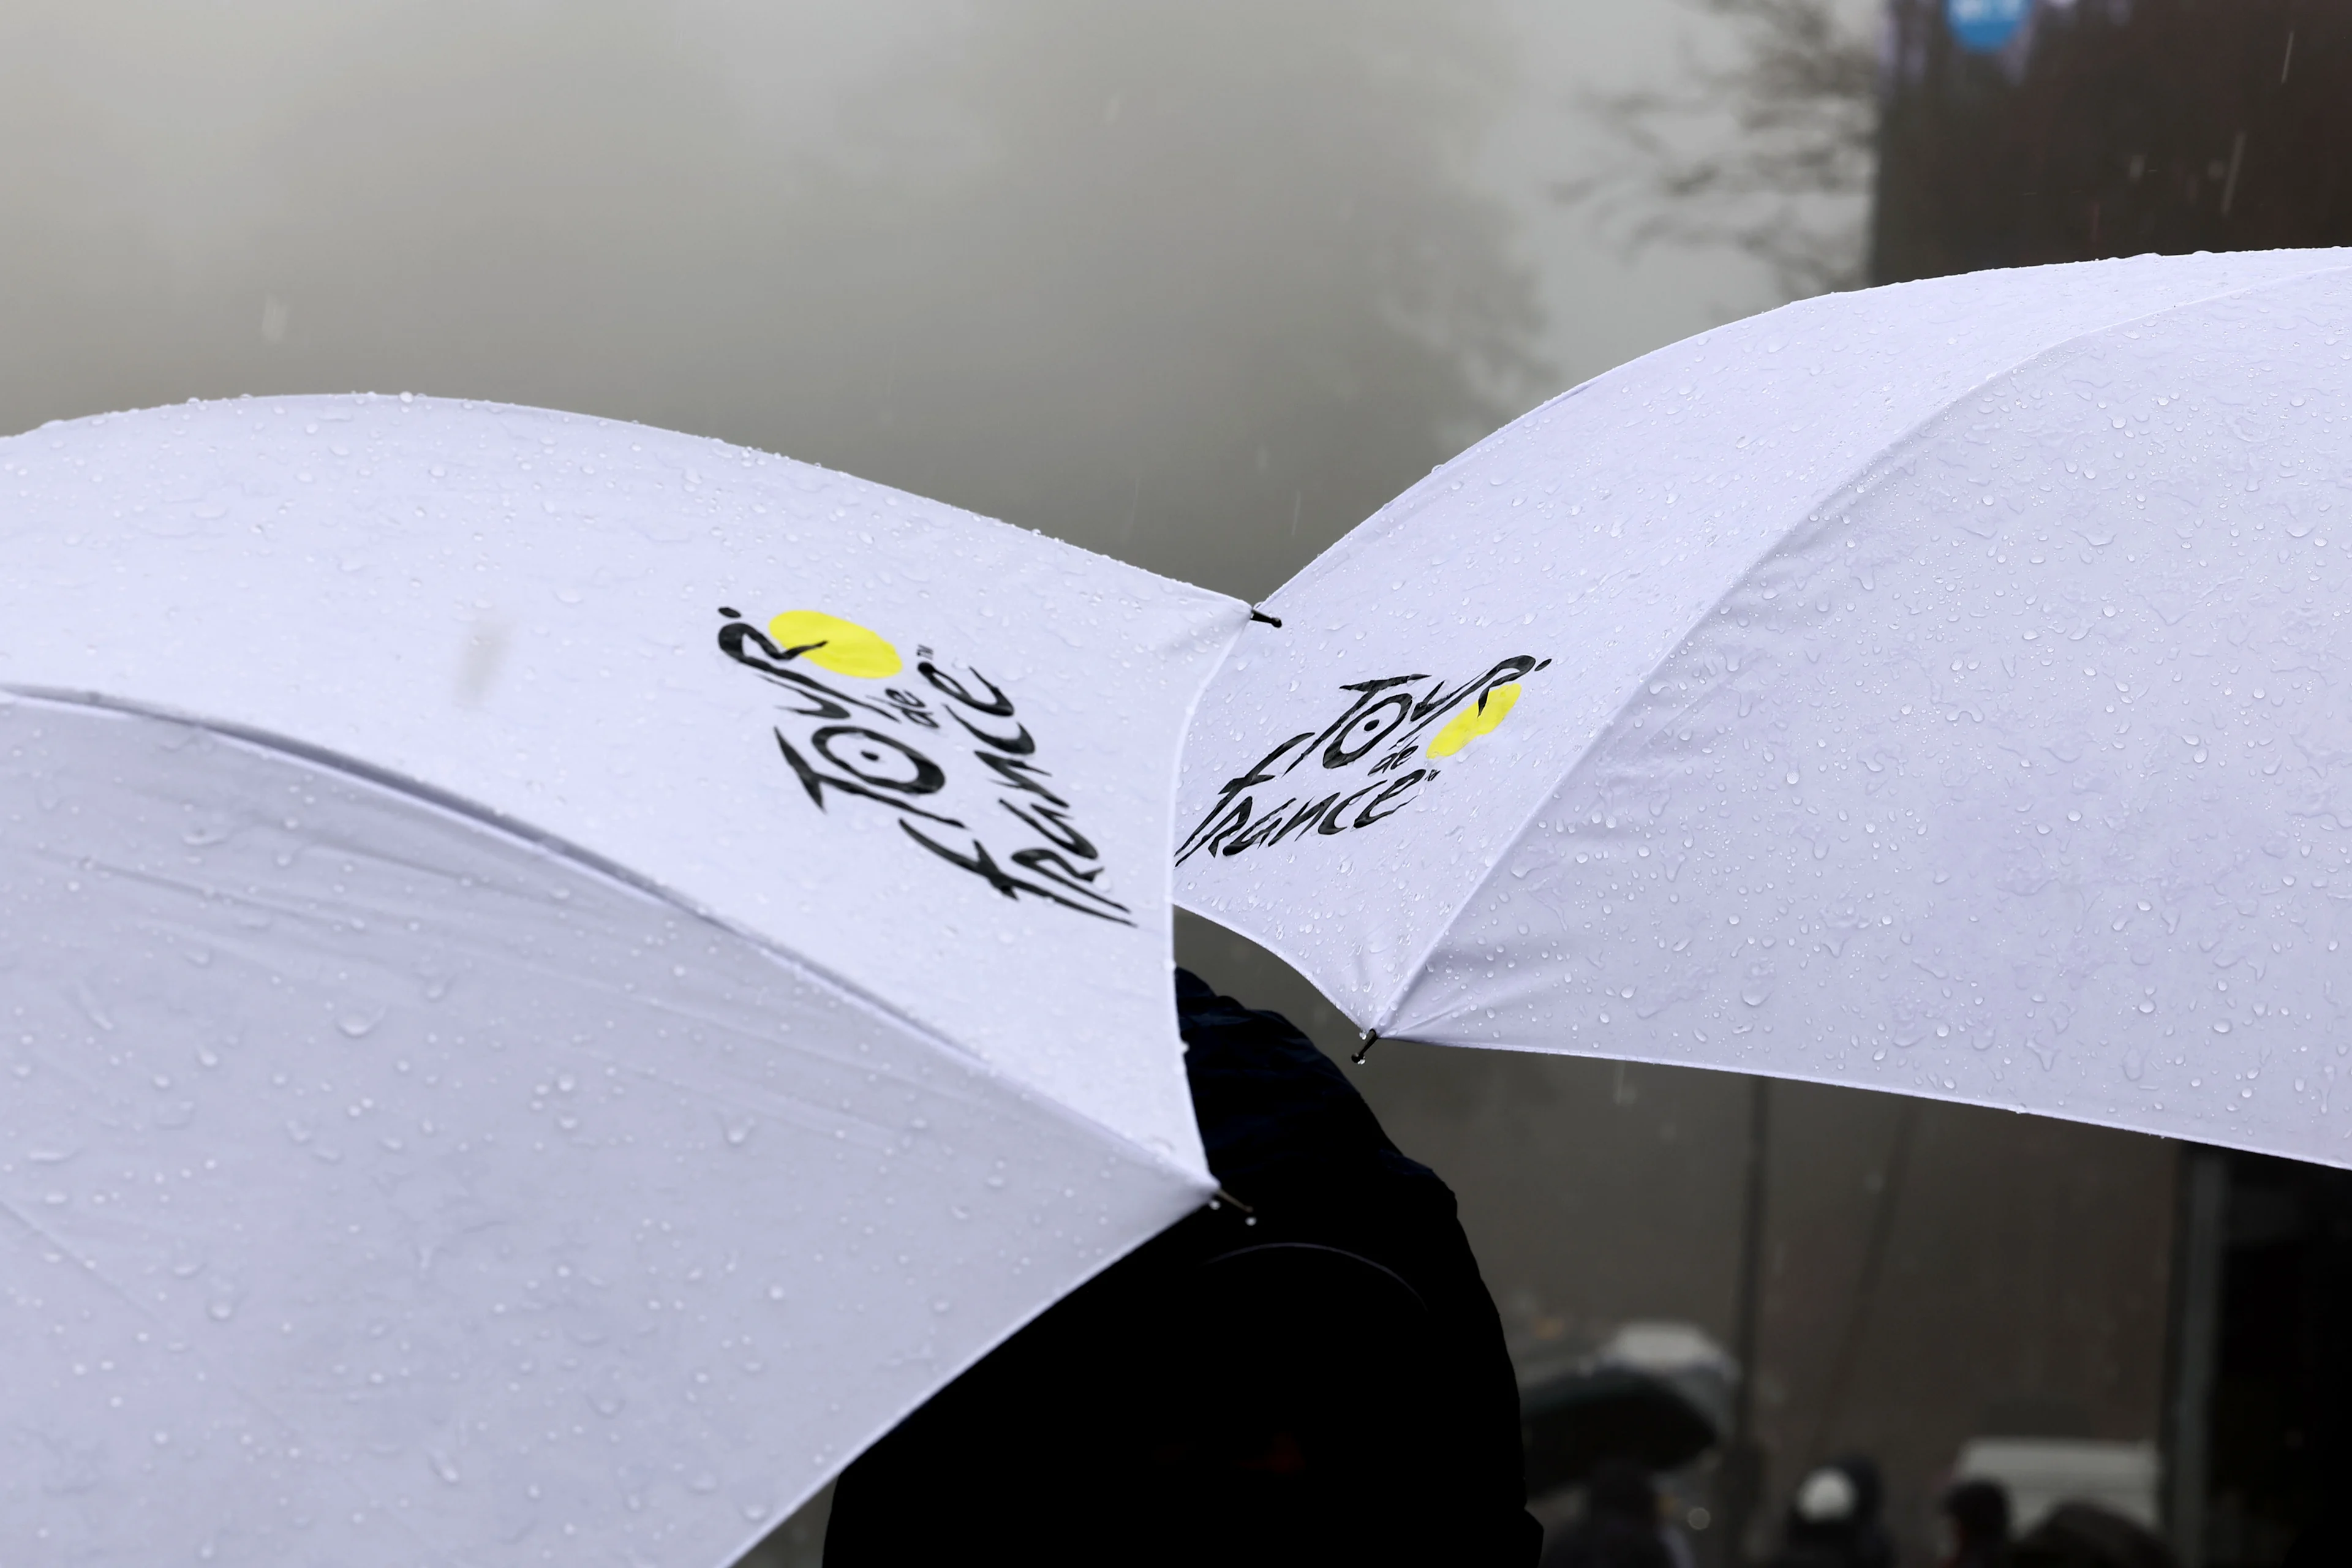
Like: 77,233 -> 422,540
1,698 -> 1198,1566
2,396 -> 1245,1164
1177,249 -> 2352,1168
0,397 -> 1246,1564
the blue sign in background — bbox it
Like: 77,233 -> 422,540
1947,0 -> 2032,51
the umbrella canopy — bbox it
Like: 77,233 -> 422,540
1176,247 -> 2352,1167
1519,1362 -> 1718,1496
0,396 -> 1246,1565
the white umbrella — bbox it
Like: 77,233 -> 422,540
0,396 -> 1245,1565
1177,247 -> 2352,1167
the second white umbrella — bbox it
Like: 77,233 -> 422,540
1177,247 -> 2352,1167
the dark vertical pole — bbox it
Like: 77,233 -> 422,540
2165,1148 -> 2228,1568
1803,1098 -> 1920,1461
1722,1074 -> 1773,1567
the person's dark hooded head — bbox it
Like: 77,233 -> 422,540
1943,1479 -> 2011,1564
1772,1457 -> 1895,1568
1789,1457 -> 1883,1537
822,971 -> 1541,1568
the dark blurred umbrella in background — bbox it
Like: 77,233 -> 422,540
1521,1361 -> 1719,1497
2013,1502 -> 2177,1568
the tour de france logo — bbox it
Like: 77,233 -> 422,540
717,606 -> 1131,925
1177,655 -> 1548,865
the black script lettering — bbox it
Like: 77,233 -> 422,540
1323,691 -> 1415,769
719,619 -> 902,724
1219,798 -> 1300,856
1352,769 -> 1429,828
1011,848 -> 1130,913
1316,783 -> 1386,835
774,731 -> 963,826
1393,656 -> 1548,749
1296,677 -> 1425,777
976,751 -> 1070,809
1175,732 -> 1314,862
1001,800 -> 1098,859
1188,797 -> 1256,861
1270,793 -> 1343,845
902,823 -> 1134,925
810,726 -> 947,795
726,615 -> 1130,925
918,662 -> 1016,716
718,619 -> 796,666
1172,654 -> 1545,867
882,688 -> 940,729
949,710 -> 1036,755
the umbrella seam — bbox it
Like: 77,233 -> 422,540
0,1191 -> 462,1567
1363,1019 -> 2352,1173
50,835 -> 1051,1135
709,1167 -> 1210,1563
1158,600 -> 1262,1163
2,683 -> 1216,1194
35,829 -> 1038,1126
1259,251 -> 2348,620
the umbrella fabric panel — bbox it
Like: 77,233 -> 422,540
0,695 -> 1205,1567
1175,249 -> 2350,1030
0,396 -> 1245,1170
1393,268 -> 2352,1165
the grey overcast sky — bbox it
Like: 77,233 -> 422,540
0,0 -> 1842,603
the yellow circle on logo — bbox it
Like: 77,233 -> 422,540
1427,682 -> 1521,758
767,610 -> 903,679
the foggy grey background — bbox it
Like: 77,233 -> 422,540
0,0 -> 1792,601
3,5 -> 2164,1566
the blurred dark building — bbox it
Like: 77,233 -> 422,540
1873,0 -> 2352,284
2167,1150 -> 2352,1568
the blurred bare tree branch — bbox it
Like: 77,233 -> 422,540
1564,0 -> 1879,300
